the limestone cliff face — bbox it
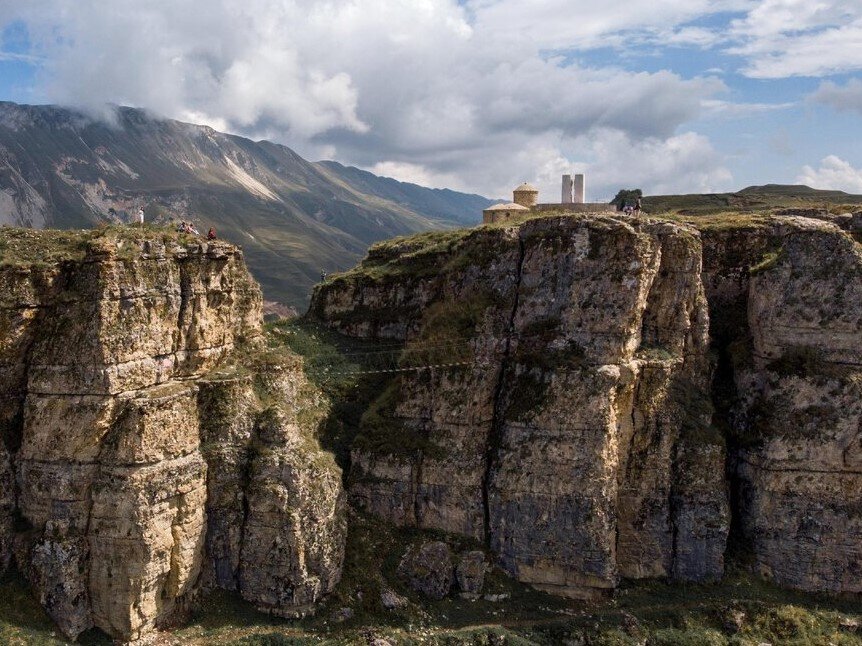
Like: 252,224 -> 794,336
312,216 -> 730,599
198,358 -> 346,619
705,218 -> 862,594
0,229 -> 345,641
311,213 -> 862,599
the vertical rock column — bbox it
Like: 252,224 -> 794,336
198,355 -> 347,618
614,224 -> 728,583
487,218 -> 670,597
11,237 -> 263,641
0,264 -> 59,575
735,223 -> 862,593
197,374 -> 258,591
237,356 -> 347,617
87,383 -> 207,640
348,227 -> 522,539
444,218 -> 725,597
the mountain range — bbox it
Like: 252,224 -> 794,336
0,101 -> 492,306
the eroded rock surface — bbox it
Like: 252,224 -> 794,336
312,216 -> 730,598
0,228 -> 346,641
722,219 -> 862,593
311,213 -> 862,598
455,550 -> 487,596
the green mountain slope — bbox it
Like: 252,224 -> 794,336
644,184 -> 862,214
0,102 -> 491,306
317,161 -> 491,227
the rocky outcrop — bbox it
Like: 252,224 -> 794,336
197,364 -> 346,619
312,216 -> 730,599
716,219 -> 862,593
0,228 -> 346,641
311,212 -> 862,599
239,404 -> 346,617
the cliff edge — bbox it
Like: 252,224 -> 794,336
0,226 -> 345,641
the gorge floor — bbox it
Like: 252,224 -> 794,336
2,516 -> 862,645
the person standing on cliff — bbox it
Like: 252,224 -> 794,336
137,207 -> 145,224
634,197 -> 642,216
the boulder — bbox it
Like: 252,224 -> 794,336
380,588 -> 408,610
455,550 -> 487,596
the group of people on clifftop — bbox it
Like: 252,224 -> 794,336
622,197 -> 642,216
128,206 -> 217,240
176,220 -> 217,240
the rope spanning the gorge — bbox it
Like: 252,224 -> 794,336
310,360 -> 476,377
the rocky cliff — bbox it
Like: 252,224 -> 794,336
310,212 -> 862,599
707,218 -> 862,594
0,227 -> 345,641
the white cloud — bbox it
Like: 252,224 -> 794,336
373,128 -> 733,202
701,99 -> 796,117
0,0 -> 737,197
809,78 -> 862,114
728,0 -> 862,77
0,51 -> 41,63
576,129 -> 734,198
464,0 -> 751,51
797,155 -> 862,193
663,27 -> 724,48
368,161 -> 467,192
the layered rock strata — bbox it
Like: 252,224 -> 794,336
710,218 -> 862,593
312,213 -> 862,598
0,229 -> 345,641
312,216 -> 731,598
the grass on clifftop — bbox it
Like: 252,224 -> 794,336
651,212 -> 774,232
643,184 -> 862,216
0,223 -> 209,268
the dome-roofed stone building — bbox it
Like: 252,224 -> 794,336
512,182 -> 539,208
482,202 -> 530,224
481,176 -> 614,225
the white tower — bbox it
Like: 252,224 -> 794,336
562,175 -> 574,204
574,174 -> 585,203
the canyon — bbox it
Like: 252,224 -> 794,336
1,210 -> 861,642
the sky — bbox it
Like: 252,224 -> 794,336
0,0 -> 861,201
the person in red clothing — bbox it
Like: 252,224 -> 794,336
207,227 -> 217,240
